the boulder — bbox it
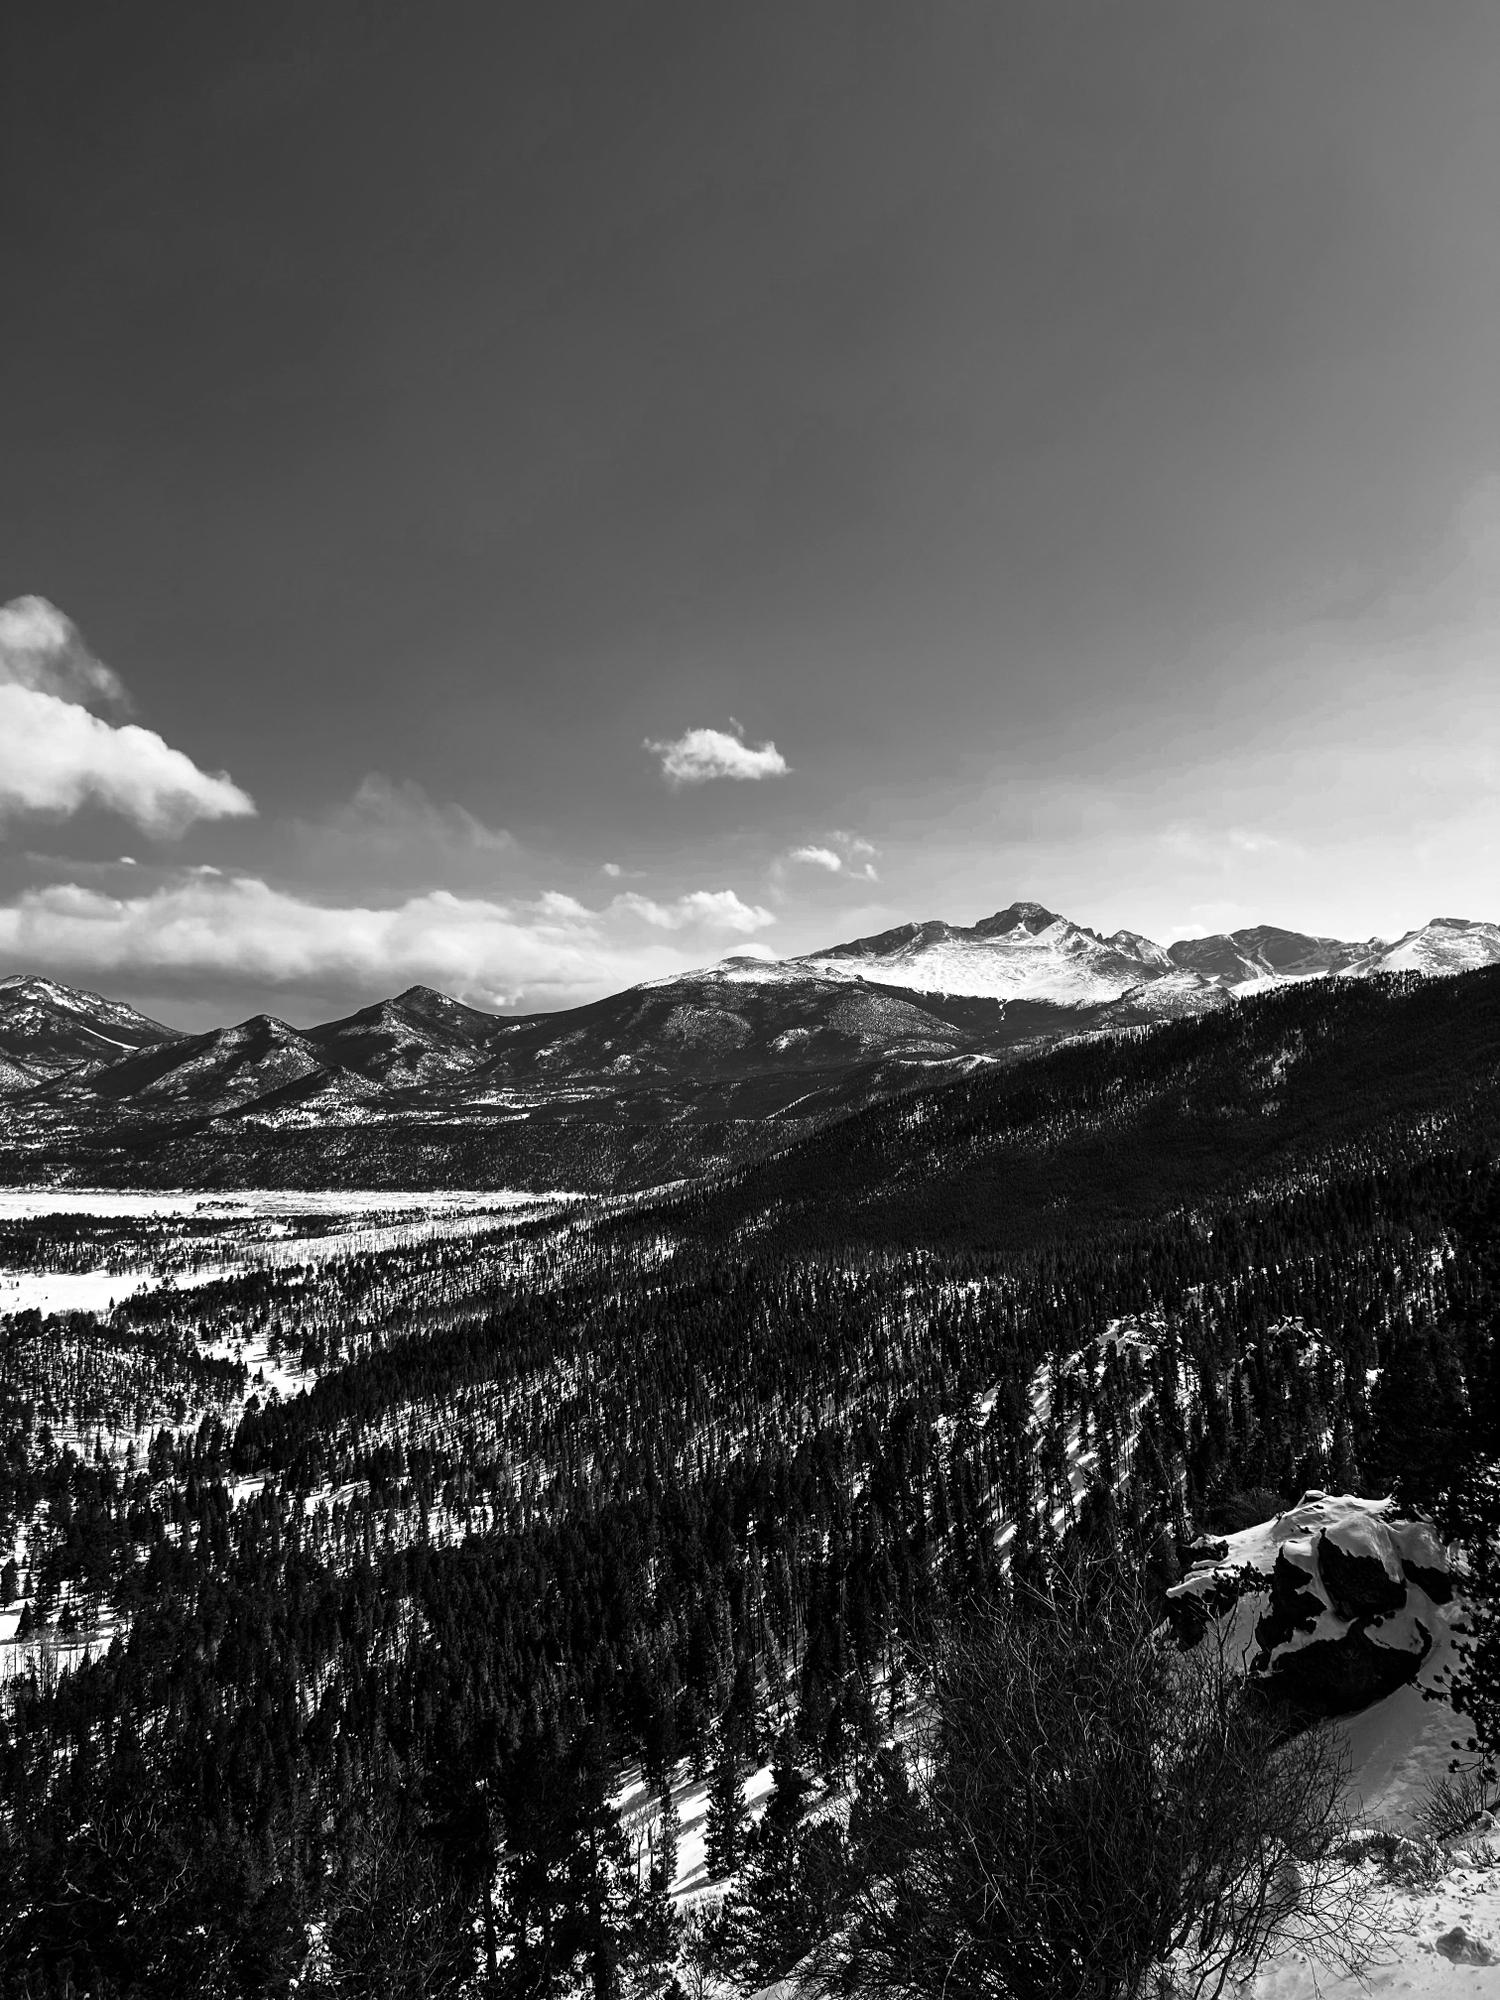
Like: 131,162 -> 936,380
1167,1492 -> 1452,1717
1316,1525 -> 1406,1621
1257,1620 -> 1432,1715
1435,1926 -> 1499,1966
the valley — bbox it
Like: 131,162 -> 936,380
2,956 -> 1499,1993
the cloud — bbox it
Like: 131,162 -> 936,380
645,724 -> 789,785
319,773 -> 513,855
0,873 -> 772,1010
0,596 -> 127,706
0,597 -> 255,834
287,773 -> 514,895
534,890 -> 592,921
1159,823 -> 1291,863
0,688 -> 257,835
610,889 -> 775,933
785,832 -> 880,881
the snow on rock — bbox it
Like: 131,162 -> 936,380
1348,914 -> 1500,979
788,903 -> 1500,1009
794,902 -> 1167,1005
1168,1492 -> 1452,1714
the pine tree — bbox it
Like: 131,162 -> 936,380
628,1854 -> 682,1998
759,1729 -> 811,1849
704,1730 -> 745,1881
656,1783 -> 680,1891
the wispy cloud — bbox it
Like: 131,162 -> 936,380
326,773 -> 512,854
291,771 -> 512,877
645,723 -> 789,785
0,597 -> 255,834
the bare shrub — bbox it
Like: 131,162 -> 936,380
1415,1765 -> 1499,1844
1337,1825 -> 1446,1888
819,1562 -> 1381,2000
309,1801 -> 471,2000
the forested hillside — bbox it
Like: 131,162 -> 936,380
1,969 -> 1498,1994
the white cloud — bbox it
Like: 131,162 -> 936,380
645,724 -> 789,785
0,687 -> 256,835
611,889 -> 775,933
0,873 -> 772,1010
534,890 -> 592,921
0,596 -> 255,834
785,832 -> 880,881
0,595 -> 127,706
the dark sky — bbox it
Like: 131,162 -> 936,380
3,2 -> 1499,1024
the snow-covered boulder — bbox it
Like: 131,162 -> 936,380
1167,1492 -> 1452,1715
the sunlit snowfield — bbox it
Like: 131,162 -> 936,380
0,1185 -> 582,1317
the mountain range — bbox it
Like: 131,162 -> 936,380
2,901 -> 1497,1188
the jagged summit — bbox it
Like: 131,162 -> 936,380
975,900 -> 1064,936
795,904 -> 1500,1007
796,902 -> 1190,1005
2,905 -> 1497,1158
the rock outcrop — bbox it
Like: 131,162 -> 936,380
1167,1492 -> 1452,1715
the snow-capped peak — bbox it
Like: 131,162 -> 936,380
0,972 -> 178,1081
975,900 -> 1065,937
1,974 -> 101,1014
791,903 -> 1500,1010
1349,915 -> 1500,979
793,903 -> 1184,1006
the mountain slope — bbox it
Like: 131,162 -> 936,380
795,899 -> 1175,1004
2,904 -> 1498,1190
1167,924 -> 1361,984
1353,914 -> 1500,977
47,1014 -> 365,1116
642,964 -> 1500,1255
306,985 -> 504,1088
800,906 -> 1500,1005
0,974 -> 180,1077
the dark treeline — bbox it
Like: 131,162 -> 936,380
1,971 -> 1498,1995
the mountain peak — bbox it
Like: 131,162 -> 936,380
979,900 -> 1063,936
796,902 -> 1163,1004
0,971 -> 178,1077
394,983 -> 455,1008
1,973 -> 104,1010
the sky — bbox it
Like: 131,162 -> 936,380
2,1 -> 1499,1029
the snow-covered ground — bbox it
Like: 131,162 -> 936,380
0,1185 -> 583,1318
1252,1669 -> 1500,1996
614,1759 -> 781,1901
1166,1493 -> 1500,1996
0,1185 -> 578,1224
